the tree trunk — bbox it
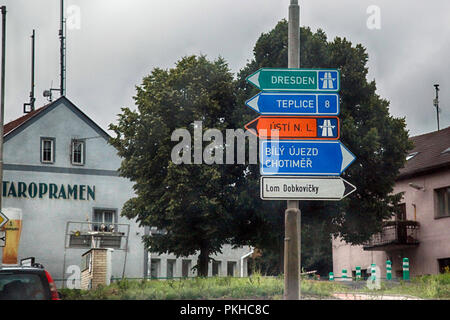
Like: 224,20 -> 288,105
197,247 -> 209,277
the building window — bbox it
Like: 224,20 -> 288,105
93,209 -> 117,232
227,261 -> 237,277
41,138 -> 55,163
81,252 -> 92,272
71,140 -> 85,165
438,258 -> 450,274
436,187 -> 450,218
167,259 -> 176,279
182,260 -> 191,278
150,259 -> 160,279
212,261 -> 221,276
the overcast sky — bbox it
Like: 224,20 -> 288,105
2,0 -> 450,137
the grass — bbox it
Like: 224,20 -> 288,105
355,273 -> 450,299
59,272 -> 450,300
59,273 -> 344,300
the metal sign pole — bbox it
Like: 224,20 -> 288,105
0,6 -> 6,213
284,0 -> 301,300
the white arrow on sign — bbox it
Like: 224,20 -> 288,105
0,211 -> 9,230
260,176 -> 356,201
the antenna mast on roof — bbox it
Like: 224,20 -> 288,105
44,0 -> 66,100
23,30 -> 36,114
433,84 -> 440,131
59,0 -> 66,97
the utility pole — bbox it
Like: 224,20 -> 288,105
0,6 -> 6,212
433,84 -> 440,131
284,0 -> 301,300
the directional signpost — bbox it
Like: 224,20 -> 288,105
0,210 -> 8,230
261,176 -> 356,201
246,92 -> 340,115
260,140 -> 355,176
245,116 -> 339,140
246,68 -> 340,92
244,2 -> 355,300
245,67 -> 357,199
0,231 -> 5,247
0,211 -> 8,247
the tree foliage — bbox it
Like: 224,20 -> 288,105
109,56 -> 240,276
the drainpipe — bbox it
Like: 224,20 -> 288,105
412,204 -> 416,221
240,248 -> 254,277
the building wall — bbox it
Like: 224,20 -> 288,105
0,101 -> 145,285
394,170 -> 450,275
0,99 -> 254,286
332,238 -> 388,279
4,101 -> 121,171
332,168 -> 450,278
148,245 -> 252,279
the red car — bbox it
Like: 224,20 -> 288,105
0,260 -> 60,300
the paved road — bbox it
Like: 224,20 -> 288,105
331,293 -> 422,300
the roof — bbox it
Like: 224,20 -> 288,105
0,266 -> 44,271
3,96 -> 111,142
4,104 -> 51,136
398,126 -> 450,180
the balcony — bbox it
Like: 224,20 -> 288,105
363,220 -> 420,251
65,221 -> 130,250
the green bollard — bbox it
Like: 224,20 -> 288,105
386,260 -> 392,280
329,272 -> 334,281
371,264 -> 376,281
403,258 -> 410,280
342,269 -> 347,280
356,266 -> 361,280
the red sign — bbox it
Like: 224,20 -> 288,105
244,116 -> 339,140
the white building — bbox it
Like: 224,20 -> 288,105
0,96 -> 252,287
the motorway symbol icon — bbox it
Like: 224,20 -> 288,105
245,116 -> 339,140
318,71 -> 338,90
245,92 -> 340,115
260,176 -> 357,201
260,140 -> 356,176
246,68 -> 340,92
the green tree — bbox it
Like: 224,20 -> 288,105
109,55 -> 240,276
231,20 -> 412,275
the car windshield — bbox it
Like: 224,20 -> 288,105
0,272 -> 47,300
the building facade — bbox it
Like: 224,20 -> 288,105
0,97 -> 252,287
332,127 -> 450,279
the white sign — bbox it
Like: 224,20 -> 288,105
0,231 -> 5,247
260,176 -> 356,201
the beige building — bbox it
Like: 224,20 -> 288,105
332,127 -> 450,279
